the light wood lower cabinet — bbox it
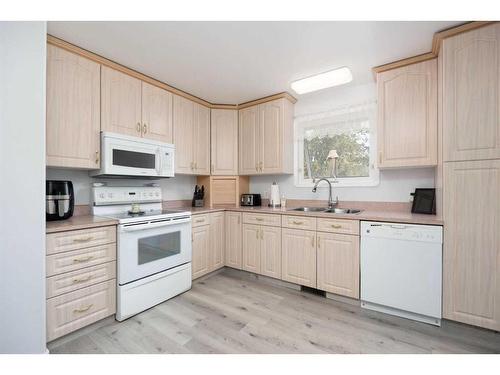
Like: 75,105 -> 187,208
316,232 -> 360,299
191,224 -> 210,279
242,223 -> 281,279
443,159 -> 500,330
281,228 -> 316,288
46,226 -> 117,342
225,212 -> 242,269
192,212 -> 225,279
46,279 -> 116,342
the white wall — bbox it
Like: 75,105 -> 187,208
46,168 -> 197,205
250,83 -> 435,203
0,22 -> 47,353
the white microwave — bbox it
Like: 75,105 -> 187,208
90,132 -> 175,178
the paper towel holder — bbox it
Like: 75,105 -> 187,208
268,181 -> 281,208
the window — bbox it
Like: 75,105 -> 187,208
295,102 -> 379,187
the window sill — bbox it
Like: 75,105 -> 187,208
294,177 -> 380,188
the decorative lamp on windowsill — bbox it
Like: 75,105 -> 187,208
327,149 -> 339,182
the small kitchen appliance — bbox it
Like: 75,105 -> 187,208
90,132 -> 175,178
92,186 -> 192,321
240,193 -> 262,207
46,180 -> 74,221
410,188 -> 436,215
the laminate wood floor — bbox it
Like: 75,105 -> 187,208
48,268 -> 500,354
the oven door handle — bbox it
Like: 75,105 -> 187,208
119,217 -> 191,232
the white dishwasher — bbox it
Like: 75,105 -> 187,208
360,221 -> 443,326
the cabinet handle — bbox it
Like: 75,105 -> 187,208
137,122 -> 141,133
72,256 -> 94,263
255,218 -> 264,222
260,229 -> 263,239
292,221 -> 303,225
237,216 -> 240,224
259,161 -> 263,172
311,235 -> 315,247
73,236 -> 93,243
72,275 -> 92,284
331,224 -> 342,229
195,219 -> 205,223
143,123 -> 147,134
95,151 -> 99,164
73,304 -> 93,314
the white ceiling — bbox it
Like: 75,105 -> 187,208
47,21 -> 460,104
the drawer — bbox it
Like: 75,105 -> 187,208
242,212 -> 281,227
46,279 -> 116,342
46,243 -> 116,277
47,226 -> 116,255
192,214 -> 210,227
46,261 -> 116,299
317,218 -> 359,235
282,215 -> 317,231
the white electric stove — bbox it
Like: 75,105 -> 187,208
92,186 -> 192,321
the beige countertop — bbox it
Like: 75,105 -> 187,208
189,205 -> 443,226
46,215 -> 119,234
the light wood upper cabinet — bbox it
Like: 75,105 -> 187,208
141,82 -> 173,143
194,104 -> 211,175
442,23 -> 500,162
377,59 -> 437,168
225,212 -> 242,269
46,45 -> 101,169
239,106 -> 259,175
242,224 -> 261,274
173,95 -> 210,175
317,232 -> 359,299
192,224 -> 210,280
443,159 -> 500,331
239,98 -> 294,175
260,225 -> 282,279
211,109 -> 238,175
209,212 -> 225,272
101,66 -> 142,137
281,228 -> 317,288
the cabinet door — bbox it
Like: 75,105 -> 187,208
225,212 -> 242,269
442,23 -> 500,162
259,100 -> 283,174
46,45 -> 101,169
260,226 -> 282,279
141,82 -> 173,143
242,224 -> 261,274
173,95 -> 195,174
281,228 -> 317,287
194,104 -> 211,175
211,109 -> 238,175
101,66 -> 142,137
192,225 -> 210,279
377,59 -> 437,168
239,106 -> 259,175
317,232 -> 359,298
443,159 -> 500,330
209,212 -> 225,271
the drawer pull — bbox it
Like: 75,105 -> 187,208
73,304 -> 93,314
195,219 -> 205,223
72,275 -> 92,284
331,224 -> 342,229
255,218 -> 264,222
73,236 -> 93,243
73,256 -> 94,263
292,221 -> 304,225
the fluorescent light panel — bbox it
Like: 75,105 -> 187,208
291,67 -> 353,94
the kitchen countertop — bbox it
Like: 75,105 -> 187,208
46,215 -> 119,234
189,206 -> 443,226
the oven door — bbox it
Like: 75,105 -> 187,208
102,134 -> 161,177
117,217 -> 192,285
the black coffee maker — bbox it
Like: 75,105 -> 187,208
46,180 -> 74,221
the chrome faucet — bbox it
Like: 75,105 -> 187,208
312,178 -> 338,208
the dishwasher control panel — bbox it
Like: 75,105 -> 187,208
361,221 -> 442,243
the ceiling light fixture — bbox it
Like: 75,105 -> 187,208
291,67 -> 353,95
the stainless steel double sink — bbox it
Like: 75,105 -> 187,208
289,207 -> 362,214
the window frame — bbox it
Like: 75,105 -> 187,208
294,102 -> 380,188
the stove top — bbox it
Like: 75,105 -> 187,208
97,209 -> 191,224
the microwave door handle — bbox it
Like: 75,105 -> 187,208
156,148 -> 162,175
120,217 -> 191,232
